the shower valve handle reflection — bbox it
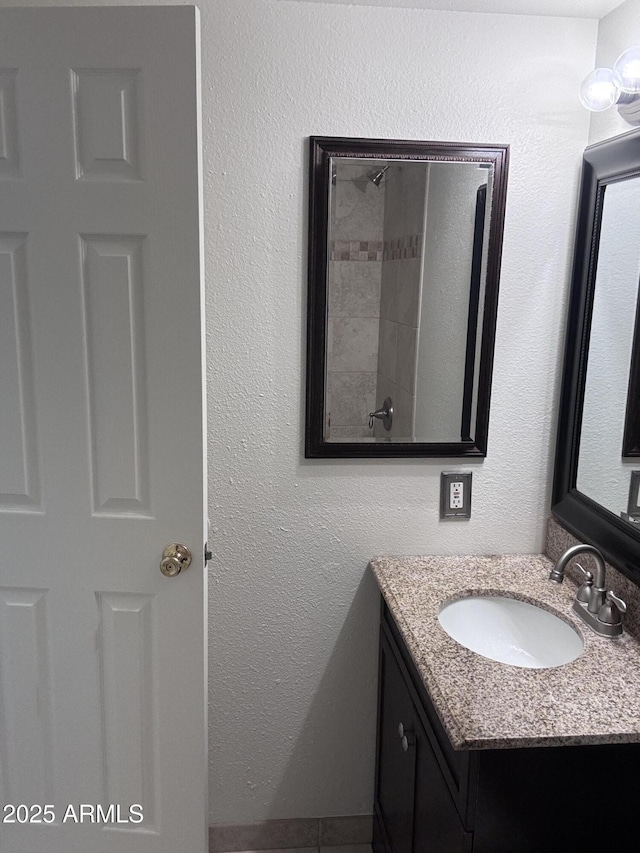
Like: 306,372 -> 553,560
369,397 -> 393,432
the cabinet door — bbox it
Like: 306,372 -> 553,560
413,712 -> 472,853
376,633 -> 417,853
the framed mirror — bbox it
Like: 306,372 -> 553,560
305,136 -> 509,458
552,128 -> 640,585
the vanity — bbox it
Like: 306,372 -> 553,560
370,555 -> 640,853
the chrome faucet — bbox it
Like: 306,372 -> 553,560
549,543 -> 606,613
549,543 -> 626,637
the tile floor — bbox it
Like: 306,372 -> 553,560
210,815 -> 373,853
233,848 -> 372,853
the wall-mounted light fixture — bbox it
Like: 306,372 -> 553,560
580,46 -> 640,125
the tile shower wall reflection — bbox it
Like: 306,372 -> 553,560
325,159 -> 488,443
376,163 -> 426,439
326,162 -> 426,440
326,164 -> 384,438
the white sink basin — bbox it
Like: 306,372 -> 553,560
438,595 -> 584,669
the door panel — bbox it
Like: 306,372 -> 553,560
0,233 -> 40,509
81,234 -> 151,516
0,70 -> 19,176
72,68 -> 142,182
0,588 -> 54,804
413,715 -> 471,853
0,8 -> 206,852
98,592 -> 158,825
377,633 -> 416,853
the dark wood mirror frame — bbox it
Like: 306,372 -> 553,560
305,136 -> 509,459
552,128 -> 640,585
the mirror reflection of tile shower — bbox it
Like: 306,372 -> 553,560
325,158 -> 492,443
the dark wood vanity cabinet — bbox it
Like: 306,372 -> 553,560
375,613 -> 472,853
374,601 -> 640,853
377,628 -> 471,853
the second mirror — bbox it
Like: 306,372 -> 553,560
306,137 -> 510,458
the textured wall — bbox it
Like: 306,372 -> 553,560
201,1 -> 595,824
589,0 -> 640,143
0,0 -> 598,827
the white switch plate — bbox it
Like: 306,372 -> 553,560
440,471 -> 472,519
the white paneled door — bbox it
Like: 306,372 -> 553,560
0,7 -> 207,853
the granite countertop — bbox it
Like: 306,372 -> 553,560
369,554 -> 640,750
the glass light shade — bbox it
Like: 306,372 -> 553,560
579,68 -> 622,111
614,46 -> 640,94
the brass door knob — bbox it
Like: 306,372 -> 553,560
160,543 -> 192,578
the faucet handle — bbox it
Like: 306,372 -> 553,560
575,563 -> 593,580
575,563 -> 594,604
606,590 -> 626,613
597,591 -> 627,626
